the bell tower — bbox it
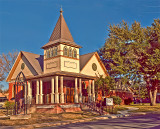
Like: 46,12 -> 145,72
42,8 -> 82,74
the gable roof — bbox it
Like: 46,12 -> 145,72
80,52 -> 95,71
7,51 -> 108,82
80,52 -> 108,76
42,9 -> 81,49
22,51 -> 43,75
6,51 -> 43,82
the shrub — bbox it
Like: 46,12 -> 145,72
111,96 -> 122,105
3,101 -> 15,109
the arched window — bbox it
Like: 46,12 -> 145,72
47,49 -> 50,58
50,48 -> 54,57
46,49 -> 50,58
63,46 -> 68,56
69,47 -> 72,57
55,47 -> 58,56
73,49 -> 77,58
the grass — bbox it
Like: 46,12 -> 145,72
0,110 -> 99,126
0,109 -> 6,116
103,106 -> 128,114
104,103 -> 160,114
0,103 -> 159,126
127,103 -> 160,113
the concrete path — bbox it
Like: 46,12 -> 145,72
117,107 -> 139,115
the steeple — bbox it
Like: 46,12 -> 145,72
42,8 -> 81,49
60,6 -> 63,15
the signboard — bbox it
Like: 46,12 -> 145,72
106,98 -> 113,106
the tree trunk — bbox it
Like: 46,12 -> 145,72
150,87 -> 157,106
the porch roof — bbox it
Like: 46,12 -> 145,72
26,71 -> 97,80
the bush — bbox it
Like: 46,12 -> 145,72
3,101 -> 15,115
111,96 -> 122,105
3,101 -> 15,109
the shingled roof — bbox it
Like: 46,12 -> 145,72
21,51 -> 43,75
6,51 -> 106,82
42,9 -> 81,49
80,52 -> 95,70
23,52 -> 99,73
23,52 -> 96,74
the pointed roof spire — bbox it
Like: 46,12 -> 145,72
42,8 -> 81,49
49,8 -> 74,42
60,6 -> 63,15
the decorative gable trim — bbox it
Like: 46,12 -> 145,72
94,52 -> 108,76
6,51 -> 38,82
80,52 -> 108,77
6,52 -> 22,82
80,53 -> 95,72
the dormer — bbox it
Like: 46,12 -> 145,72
42,9 -> 81,74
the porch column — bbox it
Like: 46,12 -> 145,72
79,78 -> 82,103
55,76 -> 59,103
28,81 -> 32,104
74,78 -> 78,103
88,80 -> 92,103
92,80 -> 95,102
51,77 -> 55,103
39,80 -> 43,104
60,76 -> 64,103
24,83 -> 27,104
36,80 -> 39,104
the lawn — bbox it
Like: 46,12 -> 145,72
103,106 -> 128,114
0,103 -> 160,126
0,110 -> 99,126
103,103 -> 160,114
127,103 -> 160,113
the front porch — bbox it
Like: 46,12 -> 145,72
27,75 -> 96,105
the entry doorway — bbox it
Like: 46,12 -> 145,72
66,87 -> 74,103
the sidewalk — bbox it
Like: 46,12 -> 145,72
0,107 -> 141,129
117,106 -> 139,115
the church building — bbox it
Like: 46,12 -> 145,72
6,9 -> 108,113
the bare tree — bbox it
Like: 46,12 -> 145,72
0,50 -> 18,82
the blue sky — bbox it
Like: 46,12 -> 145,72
0,0 -> 160,89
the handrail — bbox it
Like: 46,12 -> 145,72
81,102 -> 105,115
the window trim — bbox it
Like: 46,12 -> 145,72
73,49 -> 77,58
50,48 -> 54,57
55,46 -> 58,56
69,47 -> 72,57
63,46 -> 68,56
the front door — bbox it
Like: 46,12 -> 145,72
66,87 -> 74,103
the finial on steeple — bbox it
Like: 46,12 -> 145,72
60,6 -> 63,15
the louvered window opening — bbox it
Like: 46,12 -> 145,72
63,46 -> 77,58
45,46 -> 58,59
73,49 -> 77,58
64,47 -> 68,56
69,47 -> 72,57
